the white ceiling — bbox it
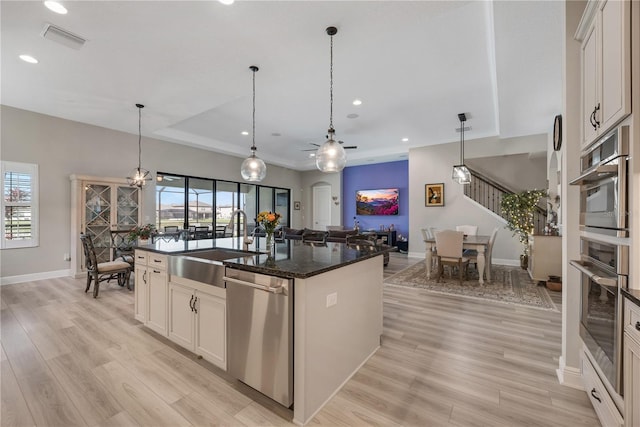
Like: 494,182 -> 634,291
1,0 -> 562,171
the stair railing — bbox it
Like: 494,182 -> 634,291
464,167 -> 548,235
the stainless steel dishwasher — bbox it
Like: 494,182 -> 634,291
224,267 -> 293,407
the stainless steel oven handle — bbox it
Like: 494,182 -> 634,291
224,276 -> 284,294
569,260 -> 618,287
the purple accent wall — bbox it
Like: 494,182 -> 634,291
343,160 -> 408,238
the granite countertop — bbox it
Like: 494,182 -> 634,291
622,287 -> 640,308
135,237 -> 391,279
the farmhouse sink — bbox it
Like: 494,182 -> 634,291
169,249 -> 256,287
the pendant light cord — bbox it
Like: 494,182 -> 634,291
329,33 -> 333,131
138,105 -> 142,170
252,67 -> 257,152
460,117 -> 464,164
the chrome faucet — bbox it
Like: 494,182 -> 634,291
229,209 -> 253,251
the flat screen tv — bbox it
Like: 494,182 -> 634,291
356,188 -> 399,216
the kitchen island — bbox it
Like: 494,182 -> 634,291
135,237 -> 388,425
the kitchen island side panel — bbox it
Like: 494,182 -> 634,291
293,255 -> 383,425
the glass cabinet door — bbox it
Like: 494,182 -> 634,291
116,186 -> 139,228
84,183 -> 112,263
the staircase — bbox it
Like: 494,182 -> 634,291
464,167 -> 547,235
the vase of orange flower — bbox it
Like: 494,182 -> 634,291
256,210 -> 281,253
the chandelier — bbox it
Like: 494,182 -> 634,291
127,103 -> 151,188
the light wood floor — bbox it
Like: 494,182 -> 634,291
1,254 -> 599,426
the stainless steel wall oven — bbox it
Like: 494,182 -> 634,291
570,126 -> 629,237
570,237 -> 628,394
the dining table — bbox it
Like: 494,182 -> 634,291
424,234 -> 491,284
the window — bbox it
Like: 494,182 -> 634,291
1,161 -> 38,249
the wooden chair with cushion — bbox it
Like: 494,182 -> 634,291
80,233 -> 132,298
164,225 -> 179,232
421,227 -> 438,271
302,229 -> 328,245
434,230 -> 469,285
110,229 -> 135,267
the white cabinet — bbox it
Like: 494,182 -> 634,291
624,298 -> 640,426
582,349 -> 624,427
134,250 -> 168,336
168,276 -> 227,370
576,0 -> 631,148
527,235 -> 562,283
70,174 -> 142,277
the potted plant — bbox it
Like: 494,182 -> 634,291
500,189 -> 547,269
127,223 -> 156,245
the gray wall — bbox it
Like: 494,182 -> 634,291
466,153 -> 548,193
0,106 -> 303,279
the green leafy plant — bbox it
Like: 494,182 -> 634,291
500,189 -> 547,256
127,223 -> 155,242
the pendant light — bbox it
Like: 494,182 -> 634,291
240,65 -> 267,182
316,26 -> 346,173
452,112 -> 471,184
127,103 -> 151,188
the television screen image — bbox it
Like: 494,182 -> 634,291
356,188 -> 399,216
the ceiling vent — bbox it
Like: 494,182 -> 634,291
41,23 -> 86,50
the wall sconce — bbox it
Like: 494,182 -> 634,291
332,196 -> 340,205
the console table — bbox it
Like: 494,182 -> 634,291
375,230 -> 397,247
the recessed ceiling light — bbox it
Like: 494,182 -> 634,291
352,99 -> 362,106
241,131 -> 249,135
19,55 -> 38,64
271,132 -> 281,137
401,138 -> 409,142
347,113 -> 359,119
309,153 -> 316,158
218,0 -> 234,5
44,1 -> 67,14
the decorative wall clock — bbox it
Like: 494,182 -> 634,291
553,114 -> 562,151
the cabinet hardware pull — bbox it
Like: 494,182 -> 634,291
590,108 -> 597,129
591,388 -> 601,403
594,103 -> 600,128
143,271 -> 147,284
153,270 -> 161,273
189,295 -> 194,312
194,296 -> 198,314
635,321 -> 640,331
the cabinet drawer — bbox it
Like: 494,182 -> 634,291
147,253 -> 168,270
134,250 -> 148,266
581,352 -> 623,427
625,298 -> 640,343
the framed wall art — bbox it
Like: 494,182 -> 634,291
425,183 -> 444,207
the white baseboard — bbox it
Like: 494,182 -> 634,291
0,269 -> 72,285
406,251 -> 424,259
556,356 -> 584,390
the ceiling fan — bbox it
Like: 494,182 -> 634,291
302,138 -> 358,151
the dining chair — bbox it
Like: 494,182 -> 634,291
110,229 -> 135,267
421,227 -> 438,271
194,226 -> 210,240
164,225 -> 179,232
465,227 -> 499,280
80,233 -> 132,298
434,230 -> 469,285
456,225 -> 478,236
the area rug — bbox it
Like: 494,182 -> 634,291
385,261 -> 558,311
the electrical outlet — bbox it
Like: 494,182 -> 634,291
63,253 -> 71,261
326,292 -> 337,308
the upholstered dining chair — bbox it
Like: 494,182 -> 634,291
465,226 -> 499,280
434,230 -> 469,285
80,233 -> 132,298
456,225 -> 478,236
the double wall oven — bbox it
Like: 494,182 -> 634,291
570,125 -> 630,399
